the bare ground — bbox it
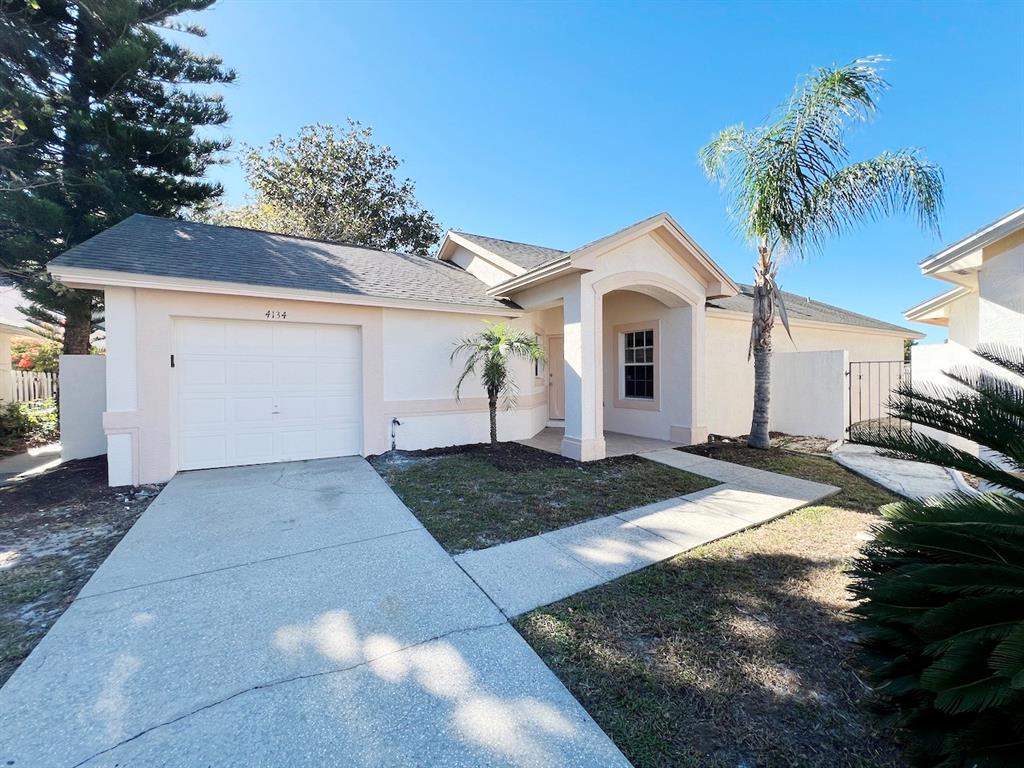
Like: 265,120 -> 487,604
0,456 -> 162,685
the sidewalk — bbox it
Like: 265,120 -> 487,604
0,443 -> 62,484
455,449 -> 839,616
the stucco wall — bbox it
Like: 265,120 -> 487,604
58,354 -> 107,459
978,229 -> 1024,347
771,350 -> 848,439
106,287 -> 546,484
947,292 -> 980,350
381,308 -> 547,451
600,290 -> 695,440
705,311 -> 906,437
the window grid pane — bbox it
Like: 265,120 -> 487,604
623,328 -> 655,400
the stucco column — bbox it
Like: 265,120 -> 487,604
103,287 -> 139,486
561,279 -> 606,461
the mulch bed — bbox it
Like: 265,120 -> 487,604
0,456 -> 163,685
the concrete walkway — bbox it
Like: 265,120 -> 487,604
517,427 -> 682,458
0,458 -> 629,767
456,449 -> 839,617
832,442 -> 961,501
0,442 -> 61,484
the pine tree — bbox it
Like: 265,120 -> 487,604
0,0 -> 234,353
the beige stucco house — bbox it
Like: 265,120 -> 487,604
48,212 -> 920,486
0,277 -> 44,403
905,207 -> 1024,381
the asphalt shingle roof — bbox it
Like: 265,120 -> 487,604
708,283 -> 918,336
50,215 -> 518,311
453,231 -> 566,271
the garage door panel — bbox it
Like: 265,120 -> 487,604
230,324 -> 276,355
180,360 -> 227,388
317,395 -> 359,420
232,432 -> 275,462
276,364 -> 317,388
176,318 -> 362,471
177,320 -> 227,355
180,397 -> 227,426
316,362 -> 360,388
233,396 -> 276,423
227,360 -> 275,388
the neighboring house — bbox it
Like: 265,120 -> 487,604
0,277 -> 43,403
47,213 -> 921,486
905,207 -> 1024,373
904,207 -> 1024,457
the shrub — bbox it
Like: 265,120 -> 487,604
849,345 -> 1024,766
9,339 -> 60,373
0,399 -> 59,446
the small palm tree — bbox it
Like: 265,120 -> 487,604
452,321 -> 545,446
849,345 -> 1024,766
700,55 -> 943,448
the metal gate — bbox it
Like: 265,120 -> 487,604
847,360 -> 911,441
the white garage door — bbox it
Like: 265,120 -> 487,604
174,318 -> 362,471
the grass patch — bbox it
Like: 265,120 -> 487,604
516,445 -> 906,768
370,442 -> 717,553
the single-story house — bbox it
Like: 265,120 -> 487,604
0,276 -> 45,403
903,206 -> 1023,456
47,212 -> 921,486
905,206 -> 1023,374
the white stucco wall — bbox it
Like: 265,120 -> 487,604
705,311 -> 907,437
381,307 -> 547,451
446,244 -> 518,287
977,229 -> 1024,347
771,350 -> 848,439
600,290 -> 696,440
947,292 -> 980,350
59,354 -> 107,459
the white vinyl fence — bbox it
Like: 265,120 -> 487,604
0,369 -> 58,403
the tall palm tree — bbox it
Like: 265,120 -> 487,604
452,321 -> 545,446
700,56 -> 944,448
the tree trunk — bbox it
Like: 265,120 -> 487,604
748,243 -> 775,449
488,388 -> 498,446
61,293 -> 92,355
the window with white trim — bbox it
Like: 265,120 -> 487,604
623,328 -> 655,399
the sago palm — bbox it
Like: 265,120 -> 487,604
700,55 -> 943,448
849,345 -> 1024,766
452,321 -> 545,446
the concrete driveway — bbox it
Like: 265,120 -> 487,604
0,458 -> 628,767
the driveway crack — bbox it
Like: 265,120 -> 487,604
70,618 -> 510,767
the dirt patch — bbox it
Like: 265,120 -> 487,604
0,456 -> 162,685
372,440 -> 578,472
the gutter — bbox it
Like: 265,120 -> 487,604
485,256 -> 575,297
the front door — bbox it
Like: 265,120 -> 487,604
548,335 -> 565,420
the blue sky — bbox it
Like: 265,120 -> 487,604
181,0 -> 1024,338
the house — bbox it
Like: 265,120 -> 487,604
904,207 -> 1023,457
47,213 -> 921,486
0,276 -> 44,403
905,206 -> 1024,376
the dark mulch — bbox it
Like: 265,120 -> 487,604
0,456 -> 163,685
370,442 -> 718,554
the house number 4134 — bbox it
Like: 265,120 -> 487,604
265,310 -> 287,319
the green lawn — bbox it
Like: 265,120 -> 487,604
369,442 -> 718,554
515,443 -> 906,768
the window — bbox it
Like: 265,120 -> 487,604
623,328 -> 655,399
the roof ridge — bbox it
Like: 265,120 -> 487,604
453,229 -> 566,252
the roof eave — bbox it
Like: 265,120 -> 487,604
903,286 -> 971,323
706,306 -> 926,339
919,207 -> 1024,274
47,264 -> 524,317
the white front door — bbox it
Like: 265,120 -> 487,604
174,318 -> 362,471
548,334 -> 565,420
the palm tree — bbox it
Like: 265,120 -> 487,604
699,56 -> 944,448
452,321 -> 545,446
849,345 -> 1024,766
